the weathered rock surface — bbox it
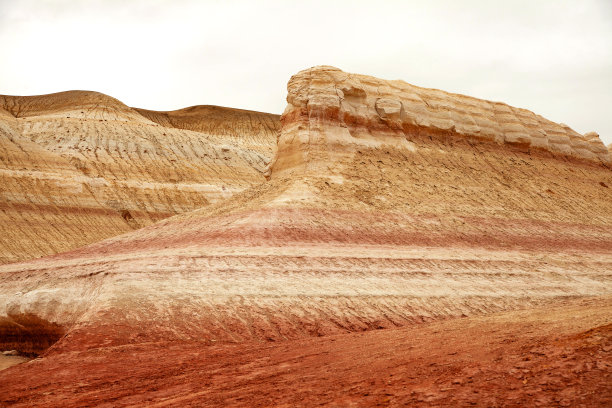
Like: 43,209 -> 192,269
0,91 -> 280,263
1,66 -> 610,354
0,67 -> 610,405
2,297 -> 610,407
270,66 -> 609,178
135,105 -> 278,158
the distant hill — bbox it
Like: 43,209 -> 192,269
0,91 -> 280,264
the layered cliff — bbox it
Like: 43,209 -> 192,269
0,91 -> 280,263
0,67 -> 610,358
270,66 -> 609,179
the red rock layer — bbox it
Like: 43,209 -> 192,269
0,297 -> 610,407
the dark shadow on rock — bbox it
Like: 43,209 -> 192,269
0,313 -> 65,356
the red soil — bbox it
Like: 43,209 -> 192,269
1,297 -> 610,407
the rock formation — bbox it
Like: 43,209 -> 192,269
1,67 -> 611,406
1,66 -> 610,351
0,91 -> 280,263
270,66 -> 609,179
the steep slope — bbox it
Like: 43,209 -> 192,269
0,105 -> 138,265
0,91 -> 280,264
1,67 -> 610,357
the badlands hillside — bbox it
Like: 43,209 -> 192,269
1,66 -> 611,406
0,92 -> 279,264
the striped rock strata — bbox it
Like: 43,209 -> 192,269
0,67 -> 611,357
270,66 -> 609,179
0,92 -> 279,264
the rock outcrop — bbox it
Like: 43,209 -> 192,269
0,91 -> 280,264
1,65 -> 611,406
270,66 -> 609,179
1,67 -> 610,357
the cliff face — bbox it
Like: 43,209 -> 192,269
271,66 -> 609,178
0,92 -> 280,264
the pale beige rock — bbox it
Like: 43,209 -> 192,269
271,66 -> 610,179
0,91 -> 280,264
0,67 -> 610,357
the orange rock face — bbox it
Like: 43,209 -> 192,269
271,66 -> 610,178
0,91 -> 279,264
0,67 -> 611,406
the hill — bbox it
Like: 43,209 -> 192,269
135,104 -> 279,157
1,66 -> 610,352
0,66 -> 610,406
0,91 -> 280,263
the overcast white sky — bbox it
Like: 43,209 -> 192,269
1,0 -> 611,144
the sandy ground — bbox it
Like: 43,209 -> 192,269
0,354 -> 30,371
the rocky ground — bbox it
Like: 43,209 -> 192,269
1,297 -> 610,407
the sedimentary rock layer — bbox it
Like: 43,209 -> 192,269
1,67 -> 610,356
270,66 -> 609,179
135,105 -> 279,157
0,91 -> 280,263
2,297 -> 609,407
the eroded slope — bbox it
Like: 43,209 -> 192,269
0,91 -> 280,264
1,67 -> 610,356
135,105 -> 279,157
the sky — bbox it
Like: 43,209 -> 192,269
1,0 -> 611,145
